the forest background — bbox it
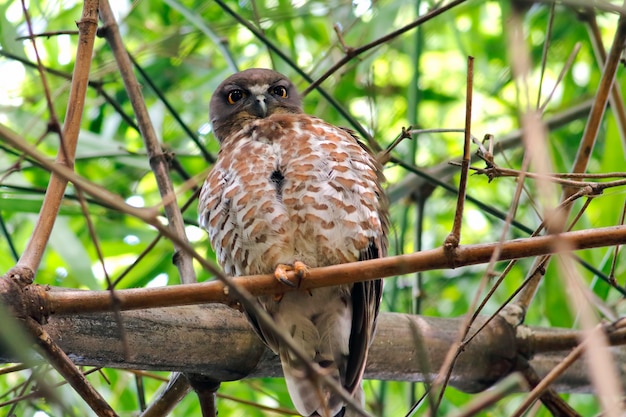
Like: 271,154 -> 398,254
1,0 -> 626,416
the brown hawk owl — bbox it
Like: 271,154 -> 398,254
198,68 -> 388,417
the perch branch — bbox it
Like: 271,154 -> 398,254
4,309 -> 626,394
21,223 -> 626,316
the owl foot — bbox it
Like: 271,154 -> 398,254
273,262 -> 310,302
274,261 -> 309,288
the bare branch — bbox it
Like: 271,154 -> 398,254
444,56 -> 474,250
2,307 -> 625,394
516,3 -> 626,309
98,0 -> 197,286
18,223 -> 625,317
16,0 -> 99,274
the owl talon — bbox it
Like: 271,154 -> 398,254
292,261 -> 309,288
279,277 -> 297,287
275,264 -> 298,288
274,261 -> 309,289
274,262 -> 309,302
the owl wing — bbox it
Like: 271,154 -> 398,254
345,249 -> 385,395
345,131 -> 388,394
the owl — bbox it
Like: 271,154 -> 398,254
198,68 -> 388,417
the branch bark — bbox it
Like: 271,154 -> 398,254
2,305 -> 624,395
14,224 -> 625,318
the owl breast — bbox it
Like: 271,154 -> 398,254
198,113 -> 384,277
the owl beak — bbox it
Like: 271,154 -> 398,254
252,95 -> 268,118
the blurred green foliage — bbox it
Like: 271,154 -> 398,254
1,0 -> 625,415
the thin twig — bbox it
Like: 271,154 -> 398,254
516,5 -> 626,309
462,161 -> 626,189
539,42 -> 582,112
302,0 -> 468,96
536,2 -> 555,110
24,318 -> 118,417
609,200 -> 626,285
444,56 -> 473,250
582,9 -> 626,155
0,213 -> 19,261
15,30 -> 79,40
377,126 -> 413,165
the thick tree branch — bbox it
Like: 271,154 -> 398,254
2,307 -> 624,395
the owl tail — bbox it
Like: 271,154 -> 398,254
279,348 -> 361,417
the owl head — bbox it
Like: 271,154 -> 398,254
209,68 -> 303,142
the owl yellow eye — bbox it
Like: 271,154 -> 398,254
227,90 -> 245,105
272,86 -> 288,98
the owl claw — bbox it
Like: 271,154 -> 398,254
274,261 -> 308,288
275,265 -> 297,288
273,263 -> 298,302
274,261 -> 310,302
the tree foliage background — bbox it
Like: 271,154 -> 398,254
0,0 -> 625,416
